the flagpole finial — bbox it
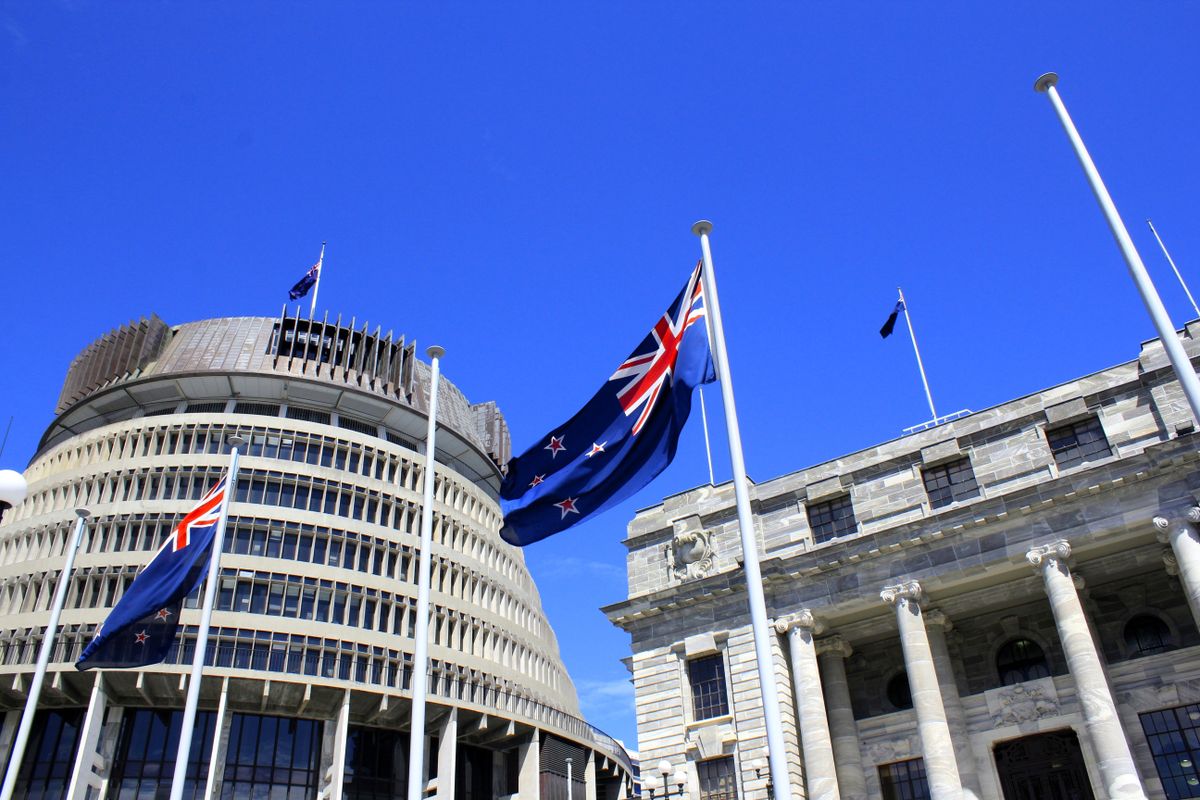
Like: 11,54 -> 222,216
426,345 -> 445,360
691,220 -> 713,236
228,435 -> 247,450
74,508 -> 90,519
1034,72 -> 1059,93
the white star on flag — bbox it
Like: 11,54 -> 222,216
134,631 -> 149,644
553,498 -> 580,519
586,442 -> 607,458
154,608 -> 172,621
529,475 -> 545,487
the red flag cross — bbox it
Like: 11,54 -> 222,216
172,480 -> 226,551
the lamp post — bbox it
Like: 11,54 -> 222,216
751,758 -> 775,800
647,760 -> 686,800
0,470 -> 27,524
566,758 -> 574,800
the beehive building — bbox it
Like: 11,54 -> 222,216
0,312 -> 631,800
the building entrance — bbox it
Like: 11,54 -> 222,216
994,729 -> 1095,800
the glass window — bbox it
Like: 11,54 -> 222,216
222,713 -> 321,799
109,708 -> 216,800
997,638 -> 1051,686
1141,703 -> 1200,799
1046,416 -> 1111,470
688,654 -> 729,721
698,758 -> 736,800
921,457 -> 980,509
806,495 -> 857,543
1125,614 -> 1174,657
345,726 -> 408,799
879,759 -> 930,800
8,708 -> 84,799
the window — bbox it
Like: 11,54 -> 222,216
7,708 -> 84,798
878,759 -> 931,800
1125,614 -> 1174,657
233,401 -> 281,417
996,638 -> 1050,686
688,654 -> 729,720
886,672 -> 913,711
222,713 -> 322,798
1046,416 -> 1110,470
108,709 -> 216,799
345,725 -> 408,799
185,401 -> 227,414
1141,703 -> 1200,799
922,457 -> 979,509
806,495 -> 857,543
287,406 -> 332,425
339,416 -> 379,436
698,758 -> 736,800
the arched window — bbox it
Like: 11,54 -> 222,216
996,638 -> 1050,686
886,672 -> 913,711
1124,614 -> 1173,657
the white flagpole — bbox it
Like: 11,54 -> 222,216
169,437 -> 243,800
898,287 -> 938,422
406,346 -> 445,800
310,241 -> 327,318
698,387 -> 715,485
1036,73 -> 1200,427
1147,219 -> 1200,319
691,221 -> 793,800
0,508 -> 90,800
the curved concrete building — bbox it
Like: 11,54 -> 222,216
0,313 -> 631,800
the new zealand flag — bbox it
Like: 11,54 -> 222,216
288,262 -> 320,301
500,262 -> 716,546
77,478 -> 227,670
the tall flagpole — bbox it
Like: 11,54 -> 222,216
169,437 -> 243,800
407,346 -> 445,800
691,221 -> 793,800
310,242 -> 327,318
1036,73 -> 1200,427
0,508 -> 90,800
898,287 -> 938,422
1147,219 -> 1200,319
698,387 -> 715,485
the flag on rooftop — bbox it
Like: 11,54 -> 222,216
880,299 -> 905,338
288,261 -> 320,301
499,261 -> 716,546
76,478 -> 227,670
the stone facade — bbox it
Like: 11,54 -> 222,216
0,314 -> 629,799
605,321 -> 1200,800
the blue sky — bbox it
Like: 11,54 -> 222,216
3,3 -> 1200,748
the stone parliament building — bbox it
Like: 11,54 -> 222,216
0,312 -> 632,799
605,323 -> 1200,800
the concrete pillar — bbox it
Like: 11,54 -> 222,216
329,689 -> 352,800
815,636 -> 866,800
777,611 -> 840,800
436,708 -> 459,800
880,581 -> 962,800
0,710 -> 19,772
584,749 -> 597,800
202,677 -> 231,800
518,731 -> 541,800
1027,541 -> 1147,799
922,611 -> 980,800
66,674 -> 108,800
1154,509 -> 1200,630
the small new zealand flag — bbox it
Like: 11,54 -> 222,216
880,300 -> 905,338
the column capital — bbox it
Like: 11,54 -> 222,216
815,634 -> 853,659
774,608 -> 824,636
1164,548 -> 1180,577
923,609 -> 953,632
1189,506 -> 1200,526
1026,540 -> 1072,568
880,580 -> 923,606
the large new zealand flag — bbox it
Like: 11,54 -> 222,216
76,478 -> 227,670
500,262 -> 716,546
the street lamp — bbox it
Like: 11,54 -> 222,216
750,758 -> 774,800
648,760 -> 685,800
0,470 -> 27,524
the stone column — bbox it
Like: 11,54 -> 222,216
436,708 -> 459,800
815,636 -> 866,800
517,731 -> 541,800
1027,541 -> 1147,800
923,611 -> 980,800
66,674 -> 108,800
880,581 -> 963,800
1154,509 -> 1200,630
329,689 -> 352,800
777,611 -> 840,800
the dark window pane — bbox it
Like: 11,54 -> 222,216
921,457 -> 980,509
996,638 -> 1050,686
689,655 -> 729,720
1125,615 -> 1174,657
879,759 -> 930,800
698,757 -> 737,800
1046,417 -> 1111,470
806,495 -> 857,543
1141,703 -> 1200,799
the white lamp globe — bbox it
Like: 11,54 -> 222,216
0,470 -> 27,508
657,760 -> 673,778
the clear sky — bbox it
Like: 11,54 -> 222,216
3,3 -> 1199,749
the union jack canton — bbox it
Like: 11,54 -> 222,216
500,262 -> 715,546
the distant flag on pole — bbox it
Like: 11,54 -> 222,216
499,261 -> 716,546
879,300 -> 905,338
288,261 -> 320,301
76,478 -> 227,670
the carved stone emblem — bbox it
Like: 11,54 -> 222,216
671,518 -> 714,581
985,678 -> 1060,728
